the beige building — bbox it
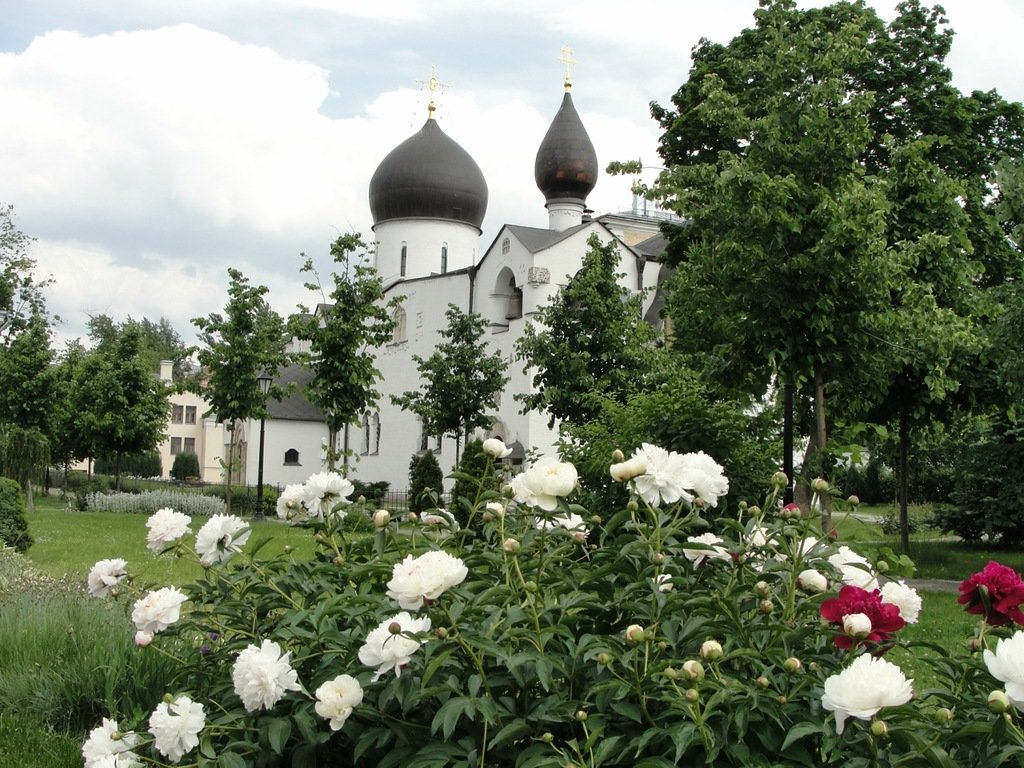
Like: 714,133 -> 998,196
157,361 -> 226,483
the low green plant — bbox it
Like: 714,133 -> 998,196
170,451 -> 200,481
84,489 -> 226,517
0,477 -> 32,552
75,444 -> 1024,767
0,712 -> 82,768
408,450 -> 443,513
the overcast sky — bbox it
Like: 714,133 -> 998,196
3,0 -> 1023,348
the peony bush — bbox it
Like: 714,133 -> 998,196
81,442 -> 1024,767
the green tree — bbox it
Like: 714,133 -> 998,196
408,450 -> 444,514
0,204 -> 52,350
49,340 -> 93,490
515,234 -> 655,428
191,268 -> 290,510
291,234 -> 398,470
0,425 -> 49,514
0,310 -> 55,432
71,327 -> 169,490
392,304 -> 508,465
87,315 -> 189,379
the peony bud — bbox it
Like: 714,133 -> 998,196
435,627 -> 449,639
843,613 -> 872,638
756,675 -> 770,688
700,640 -> 723,660
573,531 -> 588,545
503,537 -> 521,554
771,470 -> 789,488
482,438 -> 512,458
357,495 -> 367,505
651,551 -> 666,565
481,511 -> 494,523
876,560 -> 890,573
486,501 -> 505,517
625,624 -> 647,644
541,732 -> 554,744
759,599 -> 773,614
373,509 -> 390,528
663,667 -> 679,681
134,631 -> 153,647
780,503 -> 799,519
597,652 -> 611,666
755,580 -> 770,596
682,660 -> 705,681
797,569 -> 827,594
684,688 -> 700,703
626,499 -> 639,513
847,494 -> 860,507
870,720 -> 889,738
783,657 -> 801,673
611,449 -> 625,463
407,512 -> 418,522
389,621 -> 403,635
610,456 -> 648,483
989,690 -> 1011,714
575,710 -> 588,722
812,477 -> 830,493
748,505 -> 761,516
936,707 -> 953,724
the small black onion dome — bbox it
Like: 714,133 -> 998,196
534,91 -> 598,202
369,118 -> 488,228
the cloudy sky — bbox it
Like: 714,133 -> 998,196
3,1 -> 1023,348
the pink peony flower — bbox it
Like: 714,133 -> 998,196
820,585 -> 905,649
958,561 -> 1024,626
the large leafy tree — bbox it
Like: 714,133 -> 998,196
87,314 -> 190,379
392,303 -> 508,465
71,326 -> 169,490
0,204 -> 52,350
0,311 -> 55,433
643,0 -> 1024,528
191,269 -> 290,505
290,234 -> 398,470
515,234 -> 655,428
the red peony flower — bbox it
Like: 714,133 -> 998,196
958,561 -> 1024,626
820,585 -> 905,649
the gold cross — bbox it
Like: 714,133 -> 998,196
416,64 -> 450,118
558,46 -> 576,90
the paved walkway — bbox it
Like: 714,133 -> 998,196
902,578 -> 959,594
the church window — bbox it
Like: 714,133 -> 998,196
371,413 -> 380,455
392,306 -> 407,344
440,244 -> 448,274
400,244 -> 407,277
505,275 -> 523,320
284,448 -> 300,465
502,237 -> 510,255
360,413 -> 370,455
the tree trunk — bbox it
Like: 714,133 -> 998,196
115,452 -> 123,491
899,408 -> 910,553
813,367 -> 833,534
327,427 -> 338,471
25,481 -> 34,514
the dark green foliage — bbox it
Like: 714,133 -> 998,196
351,479 -> 389,505
0,477 -> 31,552
169,451 -> 200,481
408,451 -> 443,513
932,419 -> 1024,543
450,439 -> 498,528
95,450 -> 162,478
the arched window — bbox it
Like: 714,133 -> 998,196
400,244 -> 407,277
502,237 -> 510,255
505,275 -> 523,320
392,306 -> 407,344
360,413 -> 370,455
371,413 -> 380,454
440,244 -> 448,274
284,448 -> 300,465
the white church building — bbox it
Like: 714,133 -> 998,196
236,72 -> 672,492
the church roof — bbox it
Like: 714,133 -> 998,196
534,90 -> 598,204
503,222 -> 591,253
368,118 -> 488,229
267,364 -> 323,422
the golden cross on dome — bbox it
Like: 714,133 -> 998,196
558,46 -> 576,91
416,64 -> 449,119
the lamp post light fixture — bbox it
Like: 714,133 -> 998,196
253,372 -> 273,521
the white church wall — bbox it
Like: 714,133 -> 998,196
372,219 -> 479,283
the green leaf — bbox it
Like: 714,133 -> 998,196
267,717 -> 292,755
781,721 -> 824,752
217,752 -> 247,768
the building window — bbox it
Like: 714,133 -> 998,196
170,437 -> 182,455
392,306 -> 407,344
183,437 -> 196,453
371,413 -> 380,455
502,237 -> 510,255
440,244 -> 448,274
284,448 -> 300,465
185,405 -> 197,424
360,413 -> 370,455
171,404 -> 184,424
400,244 -> 407,277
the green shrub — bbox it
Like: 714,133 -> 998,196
94,451 -> 162,478
351,479 -> 390,505
408,451 -> 443,513
84,489 -> 225,517
170,451 -> 200,481
0,478 -> 31,553
451,439 -> 499,528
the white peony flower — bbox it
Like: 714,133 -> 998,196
232,639 -> 303,712
421,509 -> 458,528
655,573 -> 673,593
797,569 -> 828,594
148,694 -> 206,763
482,437 -> 512,459
880,580 -> 922,624
843,613 -> 873,637
821,654 -> 913,734
682,533 -> 731,567
829,546 -> 878,590
631,443 -> 694,508
131,587 -> 187,634
510,457 -> 578,511
386,550 -> 469,610
315,674 -> 364,731
87,558 -> 128,598
535,512 -> 589,537
195,514 -> 251,566
358,612 -> 432,681
276,484 -> 307,522
677,450 -> 729,507
145,508 -> 192,552
984,631 -> 1024,710
610,455 -> 647,483
302,471 -> 354,519
82,717 -> 140,768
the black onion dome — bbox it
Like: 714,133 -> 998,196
369,118 -> 488,228
534,91 -> 598,202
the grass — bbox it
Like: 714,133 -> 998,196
27,493 -> 317,587
0,712 -> 81,768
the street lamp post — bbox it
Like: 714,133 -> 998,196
253,373 -> 272,521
